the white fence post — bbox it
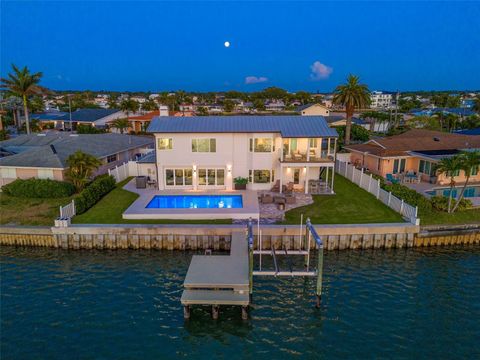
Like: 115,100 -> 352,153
400,199 -> 404,215
72,199 -> 76,216
360,169 -> 363,186
368,174 -> 372,192
388,192 -> 392,206
59,206 -> 63,218
376,179 -> 380,199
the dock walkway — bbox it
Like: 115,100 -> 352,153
181,231 -> 250,319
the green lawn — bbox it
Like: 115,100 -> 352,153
73,178 -> 232,225
0,193 -> 74,226
420,208 -> 480,226
281,175 -> 405,225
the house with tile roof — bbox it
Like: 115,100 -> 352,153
146,115 -> 338,193
344,129 -> 480,185
0,133 -> 154,186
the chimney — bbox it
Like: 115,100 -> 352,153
159,105 -> 169,117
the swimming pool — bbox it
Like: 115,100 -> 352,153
425,185 -> 480,198
146,195 -> 243,209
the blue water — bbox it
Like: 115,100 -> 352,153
1,246 -> 480,359
426,186 -> 479,198
146,195 -> 243,209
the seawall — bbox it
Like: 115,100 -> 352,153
1,223 -> 479,250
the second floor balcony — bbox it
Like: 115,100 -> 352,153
280,137 -> 336,163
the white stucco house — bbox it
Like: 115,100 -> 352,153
143,116 -> 338,194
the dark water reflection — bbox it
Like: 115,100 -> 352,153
1,246 -> 479,359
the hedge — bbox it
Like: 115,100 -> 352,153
74,174 -> 116,214
383,183 -> 433,213
2,178 -> 75,198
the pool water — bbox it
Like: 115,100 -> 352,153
146,195 -> 243,209
1,246 -> 479,359
426,186 -> 480,198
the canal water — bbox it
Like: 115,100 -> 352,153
1,246 -> 479,359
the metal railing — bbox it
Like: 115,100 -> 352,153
247,219 -> 254,295
305,218 -> 324,308
59,199 -> 76,218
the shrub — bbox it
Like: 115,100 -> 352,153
74,174 -> 116,214
431,196 -> 473,212
2,178 -> 75,198
234,177 -> 248,185
383,183 -> 433,213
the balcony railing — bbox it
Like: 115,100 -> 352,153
281,151 -> 333,163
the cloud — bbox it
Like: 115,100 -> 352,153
245,76 -> 268,84
310,61 -> 333,80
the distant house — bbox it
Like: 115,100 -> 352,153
36,108 -> 126,130
125,107 -> 194,133
0,133 -> 154,186
265,100 -> 285,112
344,129 -> 480,186
296,103 -> 330,116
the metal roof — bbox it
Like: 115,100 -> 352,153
147,116 -> 338,138
0,133 -> 153,168
55,108 -> 121,122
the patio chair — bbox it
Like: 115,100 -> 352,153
386,173 -> 399,184
274,196 -> 286,205
261,194 -> 274,204
285,182 -> 295,193
271,180 -> 280,192
285,194 -> 296,204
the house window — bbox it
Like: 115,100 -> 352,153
0,168 -> 16,178
393,158 -> 406,174
38,169 -> 54,179
309,138 -> 318,148
165,168 -> 194,186
107,154 -> 117,163
158,138 -> 173,150
249,138 -> 273,152
471,166 -> 478,176
197,168 -> 224,186
249,170 -> 271,183
419,160 -> 436,176
192,138 -> 216,152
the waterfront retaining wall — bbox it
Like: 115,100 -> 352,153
1,223 -> 478,250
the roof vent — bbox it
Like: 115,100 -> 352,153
50,145 -> 57,154
433,137 -> 440,142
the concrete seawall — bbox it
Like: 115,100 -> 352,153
1,223 -> 478,250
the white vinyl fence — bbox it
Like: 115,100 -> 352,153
108,161 -> 139,183
335,160 -> 419,224
59,199 -> 76,218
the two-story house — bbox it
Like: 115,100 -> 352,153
146,116 -> 338,194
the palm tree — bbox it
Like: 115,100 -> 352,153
1,64 -> 44,134
436,155 -> 463,213
65,151 -> 102,192
111,118 -> 130,134
119,98 -> 140,119
451,151 -> 480,212
333,75 -> 370,145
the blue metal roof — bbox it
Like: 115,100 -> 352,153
147,116 -> 338,138
454,127 -> 480,136
56,108 -> 121,122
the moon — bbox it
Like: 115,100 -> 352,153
224,41 -> 230,48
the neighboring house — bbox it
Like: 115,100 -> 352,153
344,129 -> 480,185
296,103 -> 330,116
370,91 -> 393,109
146,115 -> 338,193
36,108 -> 126,130
0,133 -> 154,186
265,100 -> 286,112
125,107 -> 194,133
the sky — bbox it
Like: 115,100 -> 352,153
1,1 -> 479,92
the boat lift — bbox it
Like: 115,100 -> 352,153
247,217 -> 324,307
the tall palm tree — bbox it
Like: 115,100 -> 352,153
451,151 -> 480,212
436,155 -> 463,213
333,75 -> 370,145
111,118 -> 130,134
65,151 -> 102,192
1,64 -> 44,134
119,98 -> 140,119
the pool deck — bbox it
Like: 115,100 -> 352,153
122,179 -> 260,220
405,181 -> 480,207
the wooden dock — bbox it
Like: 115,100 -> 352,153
181,231 -> 250,319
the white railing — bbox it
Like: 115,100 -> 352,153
59,199 -> 76,218
335,160 -> 419,224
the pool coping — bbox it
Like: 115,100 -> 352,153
122,179 -> 260,220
